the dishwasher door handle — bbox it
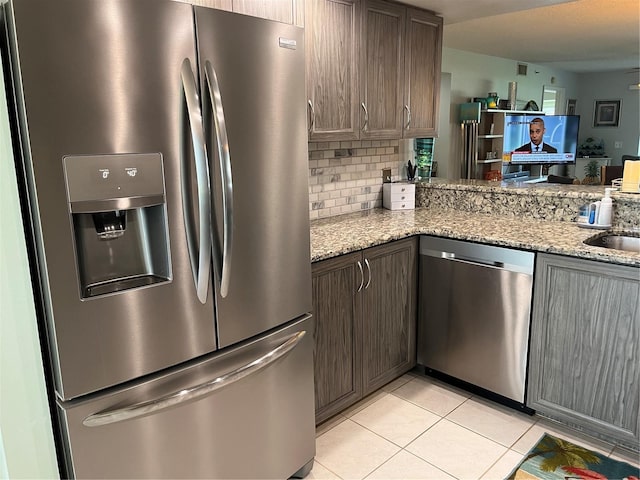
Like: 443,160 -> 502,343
441,252 -> 505,270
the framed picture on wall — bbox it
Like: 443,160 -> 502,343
593,99 -> 621,127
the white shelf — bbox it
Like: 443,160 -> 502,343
477,159 -> 503,164
481,109 -> 543,115
478,134 -> 503,139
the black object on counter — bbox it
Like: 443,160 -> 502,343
407,161 -> 416,181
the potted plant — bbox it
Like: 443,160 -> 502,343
582,159 -> 600,185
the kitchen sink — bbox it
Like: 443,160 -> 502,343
583,233 -> 640,253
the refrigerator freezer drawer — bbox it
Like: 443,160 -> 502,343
57,315 -> 315,479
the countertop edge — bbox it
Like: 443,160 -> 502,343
310,208 -> 640,267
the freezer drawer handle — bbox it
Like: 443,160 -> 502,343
204,60 -> 233,298
180,58 -> 212,304
82,331 -> 307,427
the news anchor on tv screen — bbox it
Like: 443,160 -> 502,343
514,117 -> 558,153
505,114 -> 578,165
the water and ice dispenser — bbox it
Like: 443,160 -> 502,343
63,153 -> 171,299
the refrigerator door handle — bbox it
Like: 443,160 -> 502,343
180,58 -> 212,304
204,60 -> 233,298
83,330 -> 307,427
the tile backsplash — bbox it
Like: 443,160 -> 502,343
308,140 -> 400,219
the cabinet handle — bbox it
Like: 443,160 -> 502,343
361,102 -> 369,132
307,99 -> 315,133
364,258 -> 371,289
404,105 -> 411,130
356,261 -> 364,292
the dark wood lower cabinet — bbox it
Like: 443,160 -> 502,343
528,253 -> 640,449
312,251 -> 362,423
311,237 -> 417,424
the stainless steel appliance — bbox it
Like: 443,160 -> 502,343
459,102 -> 481,180
417,236 -> 535,408
2,1 -> 315,477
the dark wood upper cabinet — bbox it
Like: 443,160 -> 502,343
360,0 -> 405,139
305,0 -> 361,141
233,0 -> 303,25
306,0 -> 442,141
403,7 -> 442,138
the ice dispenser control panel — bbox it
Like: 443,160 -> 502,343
63,153 -> 165,210
63,153 -> 171,299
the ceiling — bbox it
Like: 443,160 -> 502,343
399,0 -> 640,73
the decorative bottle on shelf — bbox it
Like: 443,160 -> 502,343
486,92 -> 499,109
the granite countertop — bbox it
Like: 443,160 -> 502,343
310,208 -> 640,267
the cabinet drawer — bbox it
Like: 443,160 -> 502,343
383,183 -> 415,210
386,200 -> 415,210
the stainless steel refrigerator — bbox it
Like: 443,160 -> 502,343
1,0 -> 315,478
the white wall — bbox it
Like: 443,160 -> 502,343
575,70 -> 640,166
0,57 -> 59,480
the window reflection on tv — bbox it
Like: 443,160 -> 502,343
503,115 -> 580,165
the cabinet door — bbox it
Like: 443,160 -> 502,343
361,238 -> 417,396
312,252 -> 363,424
233,0 -> 297,24
186,0 -> 232,10
529,254 -> 640,449
402,8 -> 442,138
305,0 -> 360,141
360,0 -> 404,139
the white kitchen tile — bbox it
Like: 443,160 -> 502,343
316,414 -> 347,437
315,418 -> 400,480
380,373 -> 413,392
392,376 -> 470,417
480,449 -> 524,480
406,419 -> 507,480
350,393 -> 440,447
306,461 -> 341,480
511,417 -> 615,456
341,390 -> 387,418
446,397 -> 536,447
365,450 -> 455,480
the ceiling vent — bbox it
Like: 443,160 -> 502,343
517,63 -> 528,76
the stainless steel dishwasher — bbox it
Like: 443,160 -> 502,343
417,236 -> 535,408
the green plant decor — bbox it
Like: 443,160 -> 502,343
582,159 -> 600,185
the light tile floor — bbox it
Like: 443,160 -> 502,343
308,373 -> 640,480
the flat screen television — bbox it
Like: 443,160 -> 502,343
503,114 -> 580,165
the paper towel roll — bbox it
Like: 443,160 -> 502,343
621,160 -> 640,193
